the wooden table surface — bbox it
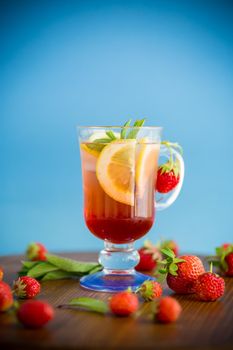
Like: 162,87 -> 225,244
0,252 -> 233,350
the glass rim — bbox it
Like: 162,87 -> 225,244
77,125 -> 163,130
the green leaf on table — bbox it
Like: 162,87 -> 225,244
27,262 -> 59,278
88,265 -> 103,274
69,297 -> 109,314
21,261 -> 39,269
41,270 -> 80,281
46,254 -> 101,273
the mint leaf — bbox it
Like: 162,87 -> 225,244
69,297 -> 109,314
121,119 -> 132,139
85,143 -> 105,152
126,119 -> 145,139
106,131 -> 117,140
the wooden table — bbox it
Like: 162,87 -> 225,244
0,252 -> 233,350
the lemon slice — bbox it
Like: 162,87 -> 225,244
96,139 -> 136,206
81,131 -> 121,158
89,131 -> 120,142
136,139 -> 160,197
80,143 -> 100,158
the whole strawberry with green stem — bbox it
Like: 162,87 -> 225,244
26,242 -> 48,261
211,243 -> 233,277
136,240 -> 162,272
157,248 -> 205,294
13,276 -> 41,299
194,263 -> 225,301
136,280 -> 163,301
156,141 -> 182,194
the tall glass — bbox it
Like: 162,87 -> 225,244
77,126 -> 184,292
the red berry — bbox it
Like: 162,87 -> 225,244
17,300 -> 54,328
0,281 -> 14,312
167,255 -> 205,294
109,291 -> 139,316
225,253 -> 233,276
138,280 -> 162,301
156,297 -> 182,323
136,241 -> 162,272
156,167 -> 180,193
222,243 -> 231,250
0,267 -> 3,281
195,272 -> 225,301
13,276 -> 41,299
26,242 -> 47,261
215,244 -> 233,276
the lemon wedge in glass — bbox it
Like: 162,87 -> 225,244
96,139 -> 136,206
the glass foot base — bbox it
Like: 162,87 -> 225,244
80,270 -> 156,292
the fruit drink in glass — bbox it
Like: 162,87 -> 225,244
78,126 -> 184,292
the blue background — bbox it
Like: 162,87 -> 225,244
1,0 -> 233,255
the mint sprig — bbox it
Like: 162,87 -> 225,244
86,118 -> 146,154
106,131 -> 117,140
120,119 -> 132,139
125,119 -> 146,139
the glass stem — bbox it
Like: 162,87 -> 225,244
98,241 -> 140,274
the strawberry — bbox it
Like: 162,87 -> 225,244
0,281 -> 14,312
156,141 -> 182,194
13,276 -> 41,299
160,240 -> 179,256
0,266 -> 3,281
157,248 -> 205,294
26,242 -> 47,261
212,244 -> 233,277
156,165 -> 180,193
195,269 -> 225,301
137,280 -> 162,301
17,300 -> 54,328
109,290 -> 139,316
135,240 -> 162,272
155,296 -> 182,323
225,253 -> 233,276
222,243 -> 231,250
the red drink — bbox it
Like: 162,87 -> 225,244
80,140 -> 160,244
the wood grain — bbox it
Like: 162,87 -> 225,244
0,252 -> 233,350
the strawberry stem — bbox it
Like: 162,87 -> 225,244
209,262 -> 213,273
